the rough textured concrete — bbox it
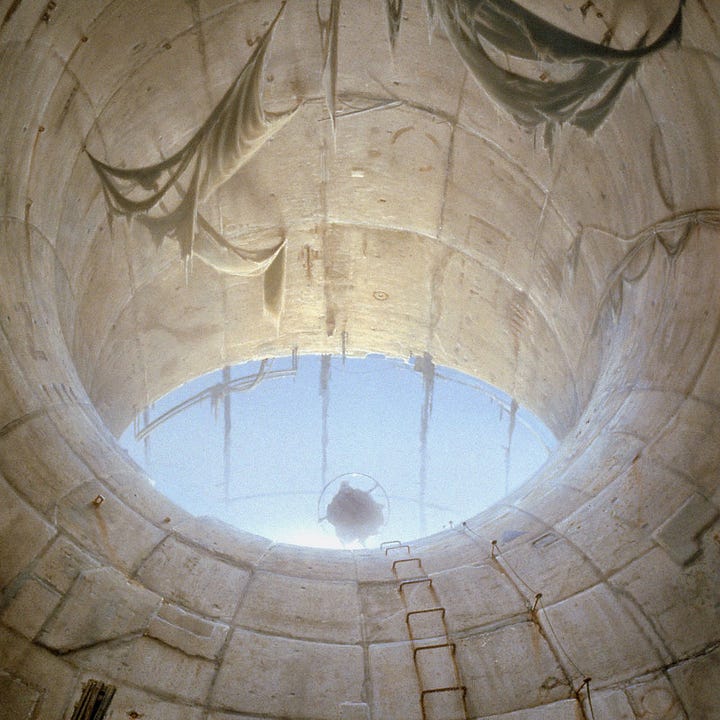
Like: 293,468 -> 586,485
235,571 -> 362,643
0,0 -> 719,718
137,535 -> 250,620
0,671 -> 41,720
39,567 -> 161,652
147,602 -> 230,660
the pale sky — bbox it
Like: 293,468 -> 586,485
120,354 -> 556,549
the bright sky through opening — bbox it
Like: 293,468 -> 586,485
120,354 -> 556,549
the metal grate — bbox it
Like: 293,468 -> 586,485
70,680 -> 115,720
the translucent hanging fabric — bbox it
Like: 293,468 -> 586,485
88,2 -> 295,312
434,0 -> 683,146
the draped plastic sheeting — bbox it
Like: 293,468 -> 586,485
87,0 -> 685,319
434,0 -> 683,146
88,3 -> 294,313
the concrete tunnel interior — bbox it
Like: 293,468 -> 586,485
0,0 -> 719,718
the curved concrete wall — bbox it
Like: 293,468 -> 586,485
0,1 -> 718,718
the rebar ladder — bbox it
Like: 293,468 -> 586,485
382,541 -> 469,720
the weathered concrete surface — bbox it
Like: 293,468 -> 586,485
137,535 -> 250,620
0,0 -> 719,718
1,577 -> 61,640
0,475 -> 56,589
0,671 -> 41,720
39,567 -> 161,652
211,629 -> 364,719
236,571 -> 362,643
147,602 -> 229,660
456,622 -> 568,717
68,636 -> 216,705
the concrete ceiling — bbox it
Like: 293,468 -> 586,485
0,0 -> 718,717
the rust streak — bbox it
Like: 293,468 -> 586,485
695,0 -> 718,31
390,125 -> 414,144
1,0 -> 23,29
93,501 -> 122,568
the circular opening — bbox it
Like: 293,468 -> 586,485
120,353 -> 556,548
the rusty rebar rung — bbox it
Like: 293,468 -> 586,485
413,641 -> 456,660
399,576 -> 432,594
420,686 -> 467,701
381,540 -> 407,554
405,607 -> 447,640
392,557 -> 423,575
406,607 -> 445,622
420,685 -> 468,720
386,543 -> 412,556
381,540 -> 402,549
